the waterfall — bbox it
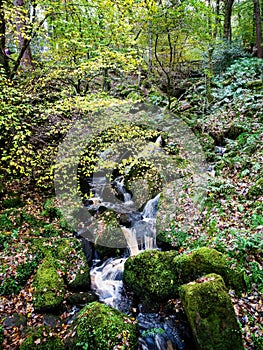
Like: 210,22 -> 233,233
90,258 -> 126,308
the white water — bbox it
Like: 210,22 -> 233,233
90,192 -> 160,307
90,257 -> 126,308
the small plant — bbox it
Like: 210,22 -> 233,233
142,327 -> 165,338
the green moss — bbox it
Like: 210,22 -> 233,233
2,195 -> 23,209
42,198 -> 62,219
123,247 -> 246,302
172,247 -> 246,292
248,178 -> 263,198
0,324 -> 3,350
65,302 -> 139,350
123,250 -> 178,301
179,274 -> 244,350
19,326 -> 63,350
55,239 -> 90,290
32,258 -> 66,311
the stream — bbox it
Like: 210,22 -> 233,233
82,175 -> 193,350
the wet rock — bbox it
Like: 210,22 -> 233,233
65,302 -> 139,350
66,291 -> 99,306
179,273 -> 244,350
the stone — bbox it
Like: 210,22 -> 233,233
55,238 -> 90,291
32,258 -> 66,311
66,291 -> 98,306
179,273 -> 244,350
123,247 -> 246,303
65,301 -> 139,350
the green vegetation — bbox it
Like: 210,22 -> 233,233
32,258 -> 66,311
20,326 -> 64,350
65,302 -> 139,350
0,0 -> 262,348
179,274 -> 244,350
123,247 -> 246,301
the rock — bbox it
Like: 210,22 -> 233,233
32,258 -> 66,311
55,239 -> 90,291
66,292 -> 98,306
2,313 -> 26,328
19,326 -> 63,350
123,247 -> 246,303
179,273 -> 244,350
64,301 -> 139,350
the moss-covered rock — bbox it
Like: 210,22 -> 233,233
19,326 -> 63,350
65,302 -> 139,350
179,273 -> 244,350
55,238 -> 90,290
123,247 -> 246,302
248,177 -> 263,198
32,258 -> 66,311
123,249 -> 178,301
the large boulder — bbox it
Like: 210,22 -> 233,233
32,258 -> 66,311
65,302 -> 139,350
123,247 -> 246,302
179,273 -> 244,350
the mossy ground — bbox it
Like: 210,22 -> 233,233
19,326 -> 64,350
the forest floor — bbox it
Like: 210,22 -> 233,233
0,57 -> 263,349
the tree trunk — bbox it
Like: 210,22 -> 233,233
13,0 -> 34,68
253,0 -> 263,58
0,0 -> 10,76
148,20 -> 153,73
223,0 -> 235,42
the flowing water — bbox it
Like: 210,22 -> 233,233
86,176 -> 192,350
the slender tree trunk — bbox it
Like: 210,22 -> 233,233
253,0 -> 263,58
148,20 -> 153,73
223,0 -> 235,42
13,0 -> 34,68
0,0 -> 10,76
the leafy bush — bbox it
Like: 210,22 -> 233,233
212,40 -> 248,74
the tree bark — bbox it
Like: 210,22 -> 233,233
253,0 -> 263,58
223,0 -> 235,42
13,0 -> 34,68
0,0 -> 10,76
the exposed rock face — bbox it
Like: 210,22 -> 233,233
65,302 -> 139,350
123,247 -> 246,302
179,273 -> 244,350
